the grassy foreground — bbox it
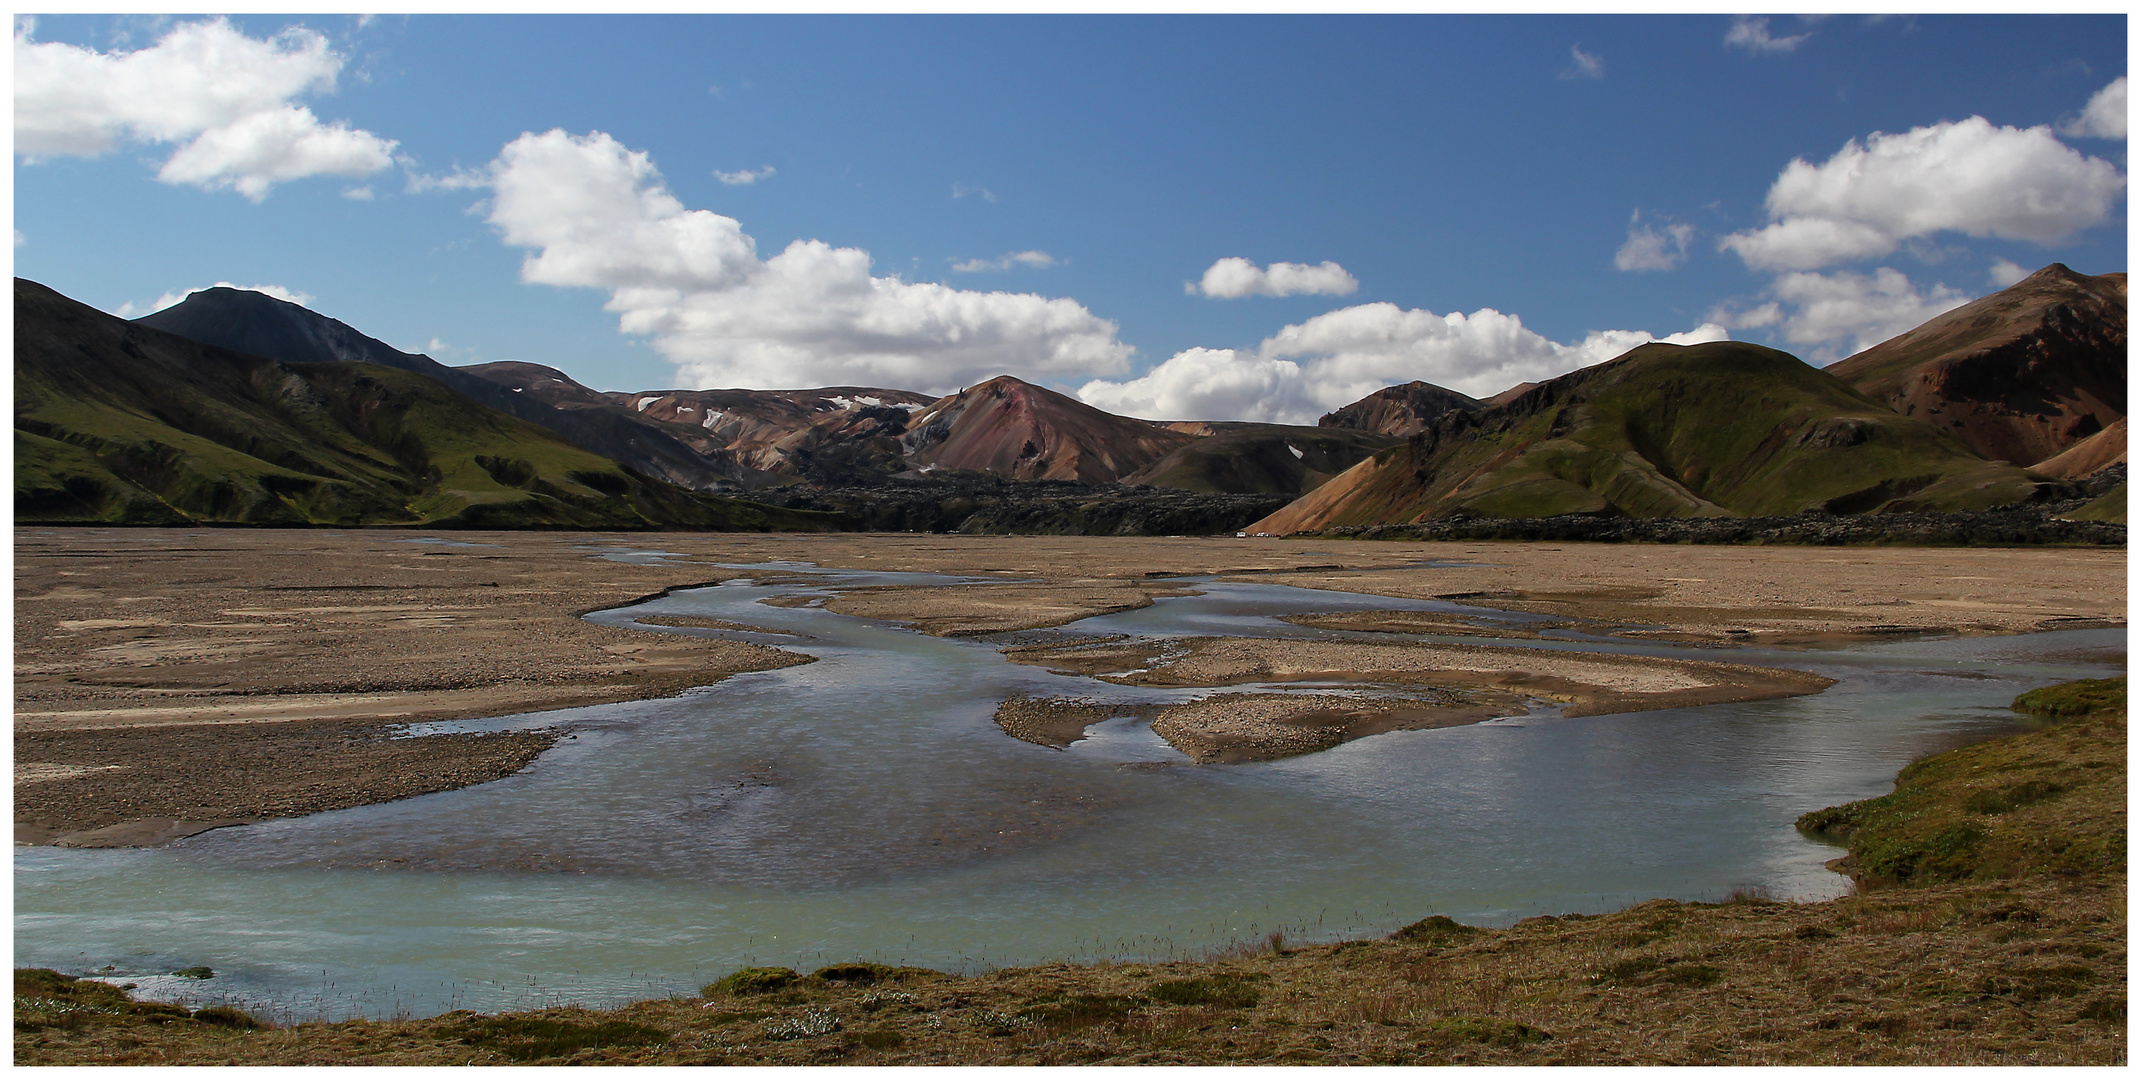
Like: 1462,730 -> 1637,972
16,680 -> 2125,1065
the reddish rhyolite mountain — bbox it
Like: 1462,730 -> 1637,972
1317,380 -> 1481,437
622,387 -> 937,483
1480,382 -> 1539,408
1245,340 -> 2045,534
461,362 -> 933,485
1824,263 -> 2125,472
901,376 -> 1197,484
465,365 -> 1393,495
2029,417 -> 2127,480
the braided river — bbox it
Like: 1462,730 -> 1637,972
14,561 -> 2122,1021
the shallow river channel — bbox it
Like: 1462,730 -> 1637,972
14,558 -> 2125,1021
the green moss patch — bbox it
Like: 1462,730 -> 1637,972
1423,1016 -> 1551,1047
444,1016 -> 668,1061
1797,677 -> 2125,886
704,967 -> 801,997
1390,915 -> 1483,945
1147,975 -> 1263,1009
2013,677 -> 2126,718
1018,992 -> 1146,1030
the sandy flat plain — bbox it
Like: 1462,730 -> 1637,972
14,527 -> 2126,845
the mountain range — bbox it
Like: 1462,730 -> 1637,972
13,263 -> 2125,532
15,281 -> 832,530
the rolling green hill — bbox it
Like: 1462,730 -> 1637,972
14,278 -> 839,531
1250,340 -> 2048,532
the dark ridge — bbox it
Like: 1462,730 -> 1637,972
1309,504 -> 2124,548
1318,380 -> 1482,436
753,475 -> 1293,535
134,288 -> 733,491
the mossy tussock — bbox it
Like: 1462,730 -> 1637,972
1798,677 -> 2126,886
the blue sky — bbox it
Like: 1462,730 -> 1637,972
13,13 -> 2128,423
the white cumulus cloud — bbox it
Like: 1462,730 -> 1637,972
1718,116 -> 2126,272
1614,213 -> 1694,271
113,281 -> 316,319
951,250 -> 1059,273
2062,76 -> 2127,140
15,17 -> 396,200
1768,267 -> 1970,362
483,129 -> 1132,393
1188,257 -> 1360,299
1986,258 -> 2032,289
1079,348 -> 1308,424
713,164 -> 776,185
1724,16 -> 1810,54
1078,302 -> 1728,423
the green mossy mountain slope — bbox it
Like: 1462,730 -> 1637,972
1253,340 -> 2047,531
14,279 -> 838,531
1123,424 -> 1400,496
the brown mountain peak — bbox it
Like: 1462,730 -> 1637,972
1318,380 -> 1481,437
903,375 -> 1192,483
1825,263 -> 2126,467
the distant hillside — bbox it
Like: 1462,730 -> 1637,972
15,279 -> 837,531
1318,380 -> 1480,436
1825,263 -> 2125,471
1121,424 -> 1401,496
135,289 -> 733,491
609,385 -> 938,486
902,376 -> 1196,484
2031,418 -> 2127,480
1249,340 -> 2046,534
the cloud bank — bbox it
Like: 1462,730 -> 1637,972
1715,268 -> 1968,362
483,129 -> 1132,393
1188,257 -> 1360,299
1705,109 -> 2123,361
15,17 -> 396,200
1079,303 -> 1728,424
1718,116 -> 2125,272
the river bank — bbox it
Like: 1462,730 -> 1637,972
16,679 -> 2124,1065
15,528 -> 2124,846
